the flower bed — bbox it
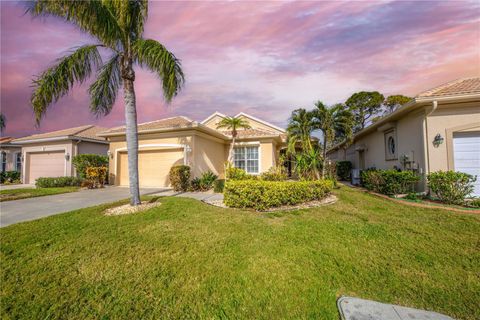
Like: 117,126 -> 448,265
224,179 -> 333,211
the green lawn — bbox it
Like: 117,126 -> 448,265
0,187 -> 79,202
1,186 -> 479,319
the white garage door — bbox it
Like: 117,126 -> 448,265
26,151 -> 65,184
118,149 -> 184,187
453,132 -> 480,197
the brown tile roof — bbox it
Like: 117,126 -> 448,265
0,136 -> 14,144
416,77 -> 480,98
99,116 -> 194,135
222,128 -> 282,138
13,125 -> 108,142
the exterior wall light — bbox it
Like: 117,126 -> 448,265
107,150 -> 113,158
65,153 -> 70,161
433,134 -> 444,148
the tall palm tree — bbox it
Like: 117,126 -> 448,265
286,108 -> 315,155
216,116 -> 251,162
27,1 -> 184,205
0,113 -> 5,133
312,102 -> 353,177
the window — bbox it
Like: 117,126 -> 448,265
1,151 -> 6,172
15,153 -> 22,172
234,146 -> 259,174
384,129 -> 397,160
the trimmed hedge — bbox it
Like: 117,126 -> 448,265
169,165 -> 191,191
0,171 -> 21,184
427,171 -> 476,205
224,179 -> 333,211
72,154 -> 108,179
361,169 -> 419,195
36,176 -> 83,188
336,161 -> 352,181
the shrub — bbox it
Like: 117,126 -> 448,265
36,176 -> 83,188
361,169 -> 419,195
190,171 -> 218,191
260,166 -> 287,181
467,198 -> 480,208
427,171 -> 476,205
224,179 -> 333,211
214,179 -> 225,193
225,164 -> 248,180
0,171 -> 21,184
169,165 -> 191,191
72,154 -> 108,179
336,161 -> 352,181
85,166 -> 108,188
323,161 -> 336,181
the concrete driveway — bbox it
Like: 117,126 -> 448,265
0,186 -> 169,227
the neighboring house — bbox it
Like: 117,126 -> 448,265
328,77 -> 480,196
0,137 -> 22,173
13,125 -> 109,184
98,112 -> 286,187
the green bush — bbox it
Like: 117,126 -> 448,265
427,171 -> 476,205
169,165 -> 191,191
260,166 -> 287,181
36,176 -> 83,188
336,161 -> 352,181
214,179 -> 225,193
467,198 -> 480,208
0,171 -> 21,184
224,179 -> 333,211
190,171 -> 218,191
361,169 -> 419,195
72,154 -> 108,179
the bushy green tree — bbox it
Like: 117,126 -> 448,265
384,95 -> 411,114
345,91 -> 384,132
286,108 -> 315,154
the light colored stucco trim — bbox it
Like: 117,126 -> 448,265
14,136 -> 108,145
445,122 -> 480,170
235,112 -> 286,133
201,111 -> 228,124
113,143 -> 188,177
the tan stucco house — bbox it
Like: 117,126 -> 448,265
0,137 -> 22,173
328,77 -> 480,196
98,112 -> 286,187
13,125 -> 109,184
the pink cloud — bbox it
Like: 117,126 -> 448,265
1,1 -> 479,137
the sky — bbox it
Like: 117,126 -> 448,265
1,0 -> 479,137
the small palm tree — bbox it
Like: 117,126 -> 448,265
286,108 -> 315,154
0,113 -> 5,133
216,116 -> 251,162
312,102 -> 353,177
27,1 -> 184,205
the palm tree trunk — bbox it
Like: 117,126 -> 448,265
123,77 -> 141,206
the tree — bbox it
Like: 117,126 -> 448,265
0,113 -> 5,133
216,116 -> 252,162
286,108 -> 315,155
27,1 -> 184,205
384,95 -> 411,114
345,91 -> 384,132
312,102 -> 353,177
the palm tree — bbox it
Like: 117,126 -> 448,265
312,102 -> 353,177
286,108 -> 315,155
0,113 -> 5,133
27,1 -> 184,205
216,116 -> 251,162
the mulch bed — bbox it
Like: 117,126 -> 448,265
104,201 -> 162,216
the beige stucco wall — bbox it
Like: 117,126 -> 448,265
0,146 -> 21,172
77,141 -> 108,156
426,101 -> 480,172
191,134 -> 226,178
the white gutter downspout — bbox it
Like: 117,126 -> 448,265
422,100 -> 438,192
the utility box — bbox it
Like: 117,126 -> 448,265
351,169 -> 361,185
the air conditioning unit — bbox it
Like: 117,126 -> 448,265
351,169 -> 361,185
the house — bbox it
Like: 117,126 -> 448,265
98,112 -> 286,187
327,77 -> 480,196
0,137 -> 22,173
13,125 -> 109,184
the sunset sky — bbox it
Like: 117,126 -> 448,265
1,1 -> 479,137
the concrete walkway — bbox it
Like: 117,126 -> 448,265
0,186 -> 168,227
338,297 -> 453,320
0,184 -> 35,190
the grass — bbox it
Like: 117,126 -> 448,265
1,186 -> 479,319
0,187 -> 79,202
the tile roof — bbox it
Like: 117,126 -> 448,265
13,125 -> 108,142
222,128 -> 282,138
99,116 -> 194,135
0,136 -> 16,145
416,77 -> 480,98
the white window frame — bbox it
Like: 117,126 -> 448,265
1,151 -> 6,172
234,145 -> 260,174
384,129 -> 397,161
15,152 -> 22,172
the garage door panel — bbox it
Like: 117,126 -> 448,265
27,151 -> 65,184
118,149 -> 184,187
453,132 -> 480,197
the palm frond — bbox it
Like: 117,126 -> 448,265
31,45 -> 102,123
0,113 -> 6,132
26,0 -> 123,49
89,54 -> 122,117
104,0 -> 148,40
134,38 -> 184,102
